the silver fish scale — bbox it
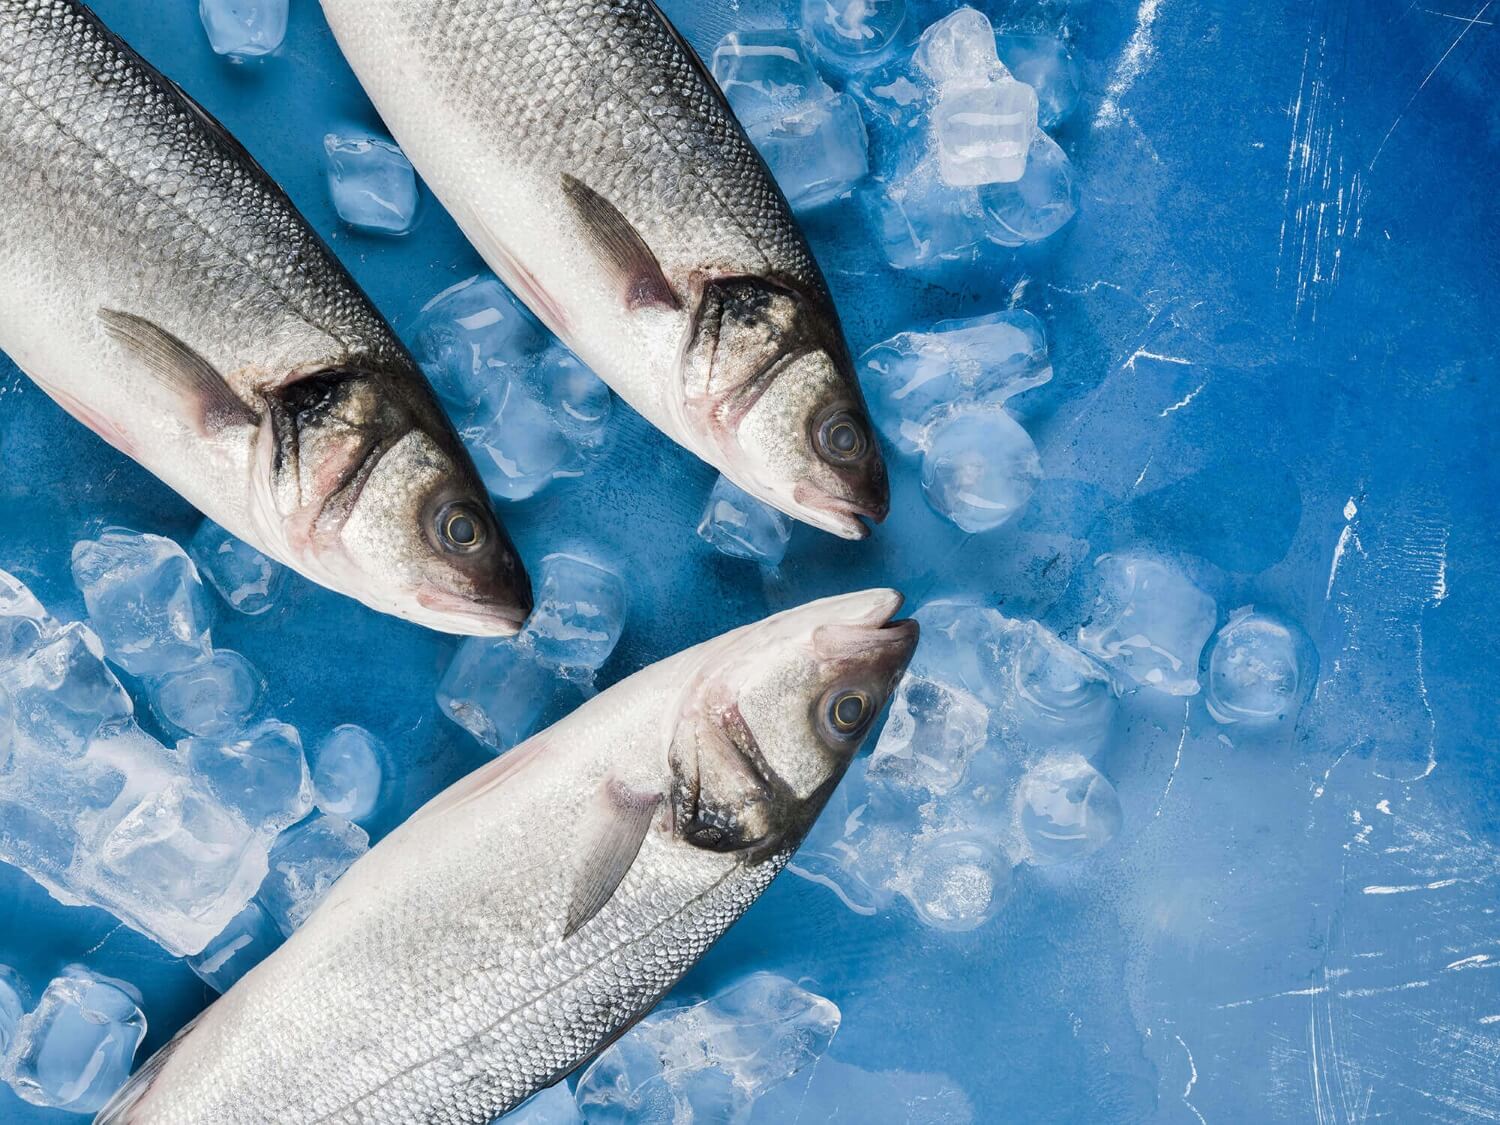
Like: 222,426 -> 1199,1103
410,0 -> 826,295
0,0 -> 405,383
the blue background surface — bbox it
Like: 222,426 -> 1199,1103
1,0 -> 1497,1120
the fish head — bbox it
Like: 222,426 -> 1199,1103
275,370 -> 532,635
685,278 -> 889,540
668,589 -> 917,859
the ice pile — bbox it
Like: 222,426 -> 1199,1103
0,966 -> 145,1114
574,973 -> 840,1122
1076,553 -> 1218,696
412,275 -> 612,501
199,0 -> 287,60
800,0 -> 909,74
711,31 -> 870,211
311,724 -> 385,822
324,134 -> 420,236
189,520 -> 286,617
697,475 -> 794,566
258,812 -> 370,935
438,553 -> 626,752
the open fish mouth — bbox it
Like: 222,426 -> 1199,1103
415,589 -> 531,636
791,483 -> 889,540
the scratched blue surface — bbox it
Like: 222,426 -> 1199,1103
1,0 -> 1497,1120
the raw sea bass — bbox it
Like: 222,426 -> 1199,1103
0,0 -> 532,635
320,0 -> 891,540
98,589 -> 918,1124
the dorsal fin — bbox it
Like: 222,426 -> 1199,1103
564,783 -> 662,939
560,174 -> 681,312
95,1010 -> 203,1125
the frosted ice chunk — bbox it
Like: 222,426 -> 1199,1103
913,8 -> 1008,88
575,973 -> 839,1123
801,0 -> 908,70
870,674 -> 990,795
697,475 -> 794,565
71,529 -> 212,677
324,134 -> 419,236
151,650 -> 265,738
198,0 -> 287,60
861,310 -> 1052,452
311,724 -> 385,822
189,520 -> 286,617
849,55 -> 932,137
507,1082 -> 583,1124
997,35 -> 1082,129
1204,607 -> 1310,725
929,79 -> 1038,187
259,813 -> 370,936
188,901 -> 283,994
920,408 -> 1042,533
0,570 -> 54,667
1076,553 -> 1217,696
1016,756 -> 1122,864
0,965 -> 27,1054
897,831 -> 1011,931
541,348 -> 613,448
753,93 -> 870,210
411,274 -> 546,409
182,720 -> 312,835
711,31 -> 824,129
979,130 -> 1079,247
867,157 -> 989,271
1,967 -> 145,1114
436,637 -> 573,752
1,622 -> 132,757
523,553 -> 627,672
462,378 -> 580,501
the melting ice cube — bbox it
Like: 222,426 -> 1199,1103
0,570 -> 54,667
1,967 -> 145,1114
920,407 -> 1042,533
188,901 -> 283,994
151,650 -> 265,738
712,30 -> 825,128
72,529 -> 213,678
541,348 -> 613,448
1,622 -> 133,757
436,637 -> 577,752
870,673 -> 990,796
507,1082 -> 583,1124
182,720 -> 312,835
912,7 -> 1008,88
324,134 -> 420,236
866,156 -> 989,271
1076,553 -> 1217,696
198,0 -> 287,60
979,130 -> 1079,247
697,474 -> 794,565
311,724 -> 385,822
523,554 -> 628,672
259,813 -> 370,936
462,378 -> 581,502
1016,756 -> 1122,864
801,0 -> 909,71
189,520 -> 286,617
897,831 -> 1012,931
929,80 -> 1038,187
1204,607 -> 1310,725
997,35 -> 1082,129
0,965 -> 27,1054
411,274 -> 546,409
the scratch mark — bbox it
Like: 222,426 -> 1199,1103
1133,456 -> 1154,490
83,923 -> 125,957
1446,953 -> 1494,970
1480,1015 -> 1500,1024
1152,702 -> 1191,818
1362,877 -> 1461,894
1337,978 -> 1432,998
1313,744 -> 1353,800
1097,0 -> 1166,125
1217,984 -> 1329,1009
1175,1035 -> 1208,1125
1325,497 -> 1363,601
1371,1 -> 1493,169
1160,378 -> 1209,416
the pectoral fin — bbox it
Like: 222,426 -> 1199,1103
560,174 -> 680,312
565,782 -> 661,939
99,309 -> 257,435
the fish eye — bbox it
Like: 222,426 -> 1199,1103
825,689 -> 871,736
816,410 -> 869,465
436,502 -> 486,553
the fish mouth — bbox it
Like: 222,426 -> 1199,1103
791,483 -> 889,541
415,588 -> 531,636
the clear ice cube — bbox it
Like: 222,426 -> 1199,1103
1016,756 -> 1123,864
920,407 -> 1042,533
997,35 -> 1082,129
711,30 -> 825,129
523,553 -> 628,672
198,0 -> 287,60
189,519 -> 286,617
462,378 -> 581,502
0,570 -> 54,667
187,900 -> 283,994
0,967 -> 145,1114
507,1082 -> 583,1124
930,78 -> 1038,187
750,92 -> 870,211
259,813 -> 370,936
151,650 -> 265,738
311,724 -> 385,822
861,310 -> 1052,452
540,347 -> 613,448
411,274 -> 546,409
697,474 -> 794,566
913,7 -> 1007,89
897,831 -> 1012,932
870,673 -> 990,795
1204,607 -> 1310,725
867,156 -> 989,271
801,0 -> 909,71
436,637 -> 575,752
71,528 -> 213,677
1076,553 -> 1218,696
979,129 -> 1080,247
324,134 -> 419,235
182,720 -> 312,834
1,622 -> 133,757
0,965 -> 27,1054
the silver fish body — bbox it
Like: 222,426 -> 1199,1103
98,589 -> 917,1124
0,0 -> 531,634
319,0 -> 890,539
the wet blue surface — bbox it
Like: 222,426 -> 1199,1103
1,0 -> 1497,1120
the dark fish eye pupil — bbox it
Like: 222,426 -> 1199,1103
830,423 -> 857,452
832,692 -> 867,730
439,505 -> 484,550
819,411 -> 866,462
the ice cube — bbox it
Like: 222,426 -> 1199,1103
0,622 -> 133,757
1016,756 -> 1122,864
1204,607 -> 1310,725
752,1058 -> 975,1123
979,130 -> 1079,247
575,973 -> 840,1123
151,650 -> 265,738
507,1082 -> 583,1124
870,674 -> 990,795
711,31 -> 825,129
1076,553 -> 1218,696
259,813 -> 370,936
187,901 -> 283,994
897,831 -> 1012,931
323,134 -> 420,236
539,347 -> 613,448
198,0 -> 287,60
914,7 -> 1007,88
920,407 -> 1042,533
0,570 -> 54,667
436,637 -> 574,752
997,35 -> 1082,129
71,529 -> 213,677
462,378 -> 581,501
182,720 -> 313,834
523,553 -> 628,672
189,520 -> 286,617
311,724 -> 384,822
790,763 -> 912,914
1,967 -> 145,1114
801,0 -> 909,71
751,92 -> 870,211
697,474 -> 794,565
848,53 -> 933,137
411,274 -> 546,409
0,965 -> 27,1054
861,310 -> 1052,452
929,78 -> 1038,187
866,156 -> 990,271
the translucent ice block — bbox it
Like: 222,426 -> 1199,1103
311,724 -> 385,822
1016,756 -> 1123,864
801,0 -> 908,72
259,813 -> 370,936
920,408 -> 1042,533
523,553 -> 628,672
697,474 -> 794,565
870,673 -> 990,795
979,130 -> 1080,247
187,901 -> 283,994
151,650 -> 265,738
1076,553 -> 1218,696
189,519 -> 286,617
198,0 -> 287,60
410,274 -> 547,409
324,134 -> 419,235
1203,607 -> 1312,725
182,719 -> 313,835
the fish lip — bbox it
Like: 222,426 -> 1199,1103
791,483 -> 888,540
415,589 -> 531,636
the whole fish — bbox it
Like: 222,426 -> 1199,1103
98,589 -> 917,1124
319,0 -> 891,540
0,0 -> 532,634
